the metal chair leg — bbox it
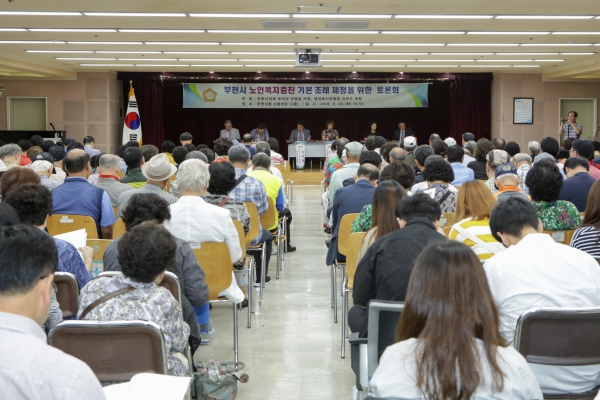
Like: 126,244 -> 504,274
233,302 -> 239,364
276,232 -> 281,280
247,261 -> 252,328
333,263 -> 338,323
341,285 -> 347,358
330,265 -> 335,308
259,244 -> 266,300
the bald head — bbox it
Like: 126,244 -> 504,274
495,173 -> 519,189
63,149 -> 91,177
356,163 -> 380,186
389,147 -> 406,162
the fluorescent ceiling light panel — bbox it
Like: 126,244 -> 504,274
164,51 -> 229,54
27,50 -> 94,53
84,12 -> 186,17
459,65 -> 511,67
238,59 -> 292,61
417,59 -> 475,62
292,14 -> 392,19
552,32 -> 600,35
382,31 -> 464,34
190,64 -> 244,67
467,31 -> 549,35
499,52 -> 559,55
96,51 -> 162,54
223,42 -> 295,46
118,58 -> 178,61
30,28 -> 117,32
135,64 -> 189,67
298,30 -> 379,34
561,52 -> 595,54
322,52 -> 364,55
406,64 -> 458,67
352,65 -> 404,67
430,52 -> 494,55
145,42 -> 219,45
477,59 -> 533,61
119,29 -> 206,33
322,65 -> 354,67
190,13 -> 290,18
497,15 -> 593,19
242,64 -> 295,67
57,57 -> 117,60
207,30 -> 292,34
372,43 -> 444,46
366,52 -> 429,55
0,40 -> 66,44
0,11 -> 81,16
297,42 -> 370,46
0,28 -> 27,32
512,65 -> 540,67
357,59 -> 416,61
521,43 -> 592,46
80,64 -> 135,66
534,59 -> 564,61
179,58 -> 238,61
68,41 -> 142,45
448,43 -> 518,46
396,15 -> 492,19
231,52 -> 296,54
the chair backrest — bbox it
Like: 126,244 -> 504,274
542,229 -> 575,245
440,212 -> 456,228
275,163 -> 291,182
338,213 -> 359,256
112,218 -> 126,239
112,206 -> 118,217
232,219 -> 247,258
46,214 -> 98,239
366,300 -> 405,379
48,320 -> 168,383
260,197 -> 277,230
243,201 -> 260,246
192,242 -> 233,301
54,272 -> 79,318
96,271 -> 181,303
86,239 -> 112,277
514,307 -> 600,366
346,232 -> 367,289
443,226 -> 452,237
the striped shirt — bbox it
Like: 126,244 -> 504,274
517,164 -> 532,194
449,218 -> 506,260
571,226 -> 600,258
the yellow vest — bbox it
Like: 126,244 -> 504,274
249,169 -> 282,231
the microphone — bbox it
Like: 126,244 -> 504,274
49,122 -> 56,131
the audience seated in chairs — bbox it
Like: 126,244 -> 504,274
0,224 -> 105,397
485,197 -> 600,394
103,193 -> 210,350
380,160 -> 415,191
467,138 -> 494,181
0,165 -> 41,200
571,179 -> 600,258
79,223 -> 190,376
493,162 -> 530,202
349,193 -> 447,337
483,149 -> 509,195
527,159 -> 581,230
352,175 -> 407,234
560,156 -> 596,212
267,138 -> 286,166
370,241 -> 543,399
448,180 -> 505,261
447,144 -> 474,187
93,154 -> 134,207
213,138 -> 234,162
413,145 -> 434,184
328,142 -> 363,202
120,147 -> 147,188
161,140 -> 177,165
31,155 -> 62,191
411,156 -> 457,213
514,152 -> 533,194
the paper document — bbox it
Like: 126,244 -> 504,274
103,373 -> 191,400
53,229 -> 87,261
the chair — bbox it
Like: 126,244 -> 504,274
341,232 -> 366,358
543,229 -> 575,245
112,205 -> 118,217
193,242 -> 242,363
332,213 -> 359,323
86,239 -> 112,277
261,197 -> 286,283
97,271 -> 181,304
49,320 -> 168,383
47,214 -> 98,239
54,272 -> 79,318
232,219 -> 254,328
112,218 -> 126,239
514,307 -> 600,399
349,300 -> 404,394
276,163 -> 293,206
244,202 -> 267,301
443,226 -> 453,237
439,212 -> 456,228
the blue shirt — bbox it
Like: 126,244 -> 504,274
250,128 -> 269,141
228,168 -> 269,245
450,162 -> 475,186
245,144 -> 256,158
84,145 -> 101,158
53,237 -> 93,290
559,172 -> 597,212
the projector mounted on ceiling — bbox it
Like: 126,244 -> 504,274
296,49 -> 321,67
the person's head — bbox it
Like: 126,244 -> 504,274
504,141 -> 520,158
583,180 -> 600,230
370,121 -> 377,131
373,136 -> 387,150
364,136 -> 375,151
66,141 -> 84,152
540,137 -> 560,157
414,145 -> 434,170
214,137 -> 233,157
423,156 -> 454,184
26,146 -> 42,160
98,154 -> 121,176
593,141 -> 600,156
40,140 -> 54,152
444,137 -> 456,147
564,156 -> 589,178
171,146 -> 189,165
429,133 -> 441,145
179,132 -> 193,146
397,240 -> 506,399
474,138 -> 493,162
485,149 -> 509,178
562,137 -> 575,152
185,150 -> 208,163
446,145 -> 464,164
208,161 -> 237,196
526,159 -> 563,202
455,180 -> 496,221
4,183 -> 52,227
380,142 -> 399,163
140,144 -> 158,162
395,192 -> 442,228
141,153 -> 177,186
90,154 -> 102,172
161,140 -> 176,154
29,135 -> 45,147
252,153 -> 272,170
326,120 -> 334,130
490,197 -> 542,247
0,144 -> 22,164
255,141 -> 271,157
0,167 -> 40,200
571,139 -> 595,161
492,137 -> 505,150
513,153 -> 532,169
31,160 -> 54,178
122,193 -> 171,232
196,144 -> 208,150
17,140 -> 32,152
494,162 -> 520,190
256,123 -> 266,135
381,161 -> 415,190
359,150 -> 382,169
118,223 -> 176,284
82,136 -> 95,147
0,202 -> 20,226
337,144 -> 346,161
296,119 -> 305,130
48,145 -> 65,163
126,140 -> 140,148
267,137 -> 279,152
528,140 -> 541,155
389,147 -> 406,163
371,180 -> 406,240
344,142 -> 363,163
462,132 -> 475,145
464,140 -> 477,156
432,140 -> 448,158
177,158 -> 210,195
568,110 -> 578,122
242,134 -> 253,144
397,120 -> 406,130
199,148 -> 215,164
228,145 -> 251,168
355,163 -> 380,186
224,119 -> 233,130
556,149 -> 570,164
184,143 -> 196,152
123,147 -> 144,170
404,136 -> 417,152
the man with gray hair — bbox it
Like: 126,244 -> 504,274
0,144 -> 22,170
463,141 -> 477,166
528,141 -> 541,162
94,154 -> 134,206
485,149 -> 510,194
514,153 -> 533,194
185,150 -> 208,163
389,147 -> 406,163
32,160 -> 61,191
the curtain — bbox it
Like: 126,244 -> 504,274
449,78 -> 492,142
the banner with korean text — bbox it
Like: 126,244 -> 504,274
182,83 -> 428,109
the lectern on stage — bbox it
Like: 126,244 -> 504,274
0,130 -> 66,146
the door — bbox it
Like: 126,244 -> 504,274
8,97 -> 47,130
559,98 -> 597,140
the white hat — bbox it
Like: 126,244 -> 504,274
404,136 -> 417,148
142,153 -> 177,181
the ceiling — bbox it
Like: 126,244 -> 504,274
1,0 -> 600,79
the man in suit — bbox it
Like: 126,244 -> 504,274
289,120 -> 311,142
392,120 -> 415,142
326,164 -> 379,267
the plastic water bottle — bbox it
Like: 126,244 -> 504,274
206,359 -> 220,382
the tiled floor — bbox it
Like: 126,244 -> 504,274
194,185 -> 355,400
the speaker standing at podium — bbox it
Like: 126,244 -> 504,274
290,120 -> 311,142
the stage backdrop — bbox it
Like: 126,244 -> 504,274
118,72 -> 492,159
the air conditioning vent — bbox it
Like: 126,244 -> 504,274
325,20 -> 371,29
262,20 -> 307,29
297,5 -> 341,13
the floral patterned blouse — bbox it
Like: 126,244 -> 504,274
352,204 -> 373,233
532,200 -> 582,231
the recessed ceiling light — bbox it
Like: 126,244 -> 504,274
231,52 -> 296,54
223,42 -> 296,46
29,28 -> 117,32
209,71 -> 214,73
145,42 -> 220,45
395,15 -> 492,19
552,32 -> 600,35
297,42 -> 370,46
68,41 -> 143,45
0,40 -> 67,44
119,29 -> 206,33
447,43 -> 519,46
406,64 -> 458,67
561,52 -> 595,55
476,59 -> 533,62
352,71 -> 357,73
27,50 -> 94,53
305,70 -> 310,73
0,11 -> 81,16
366,52 -> 429,55
190,13 -> 290,18
80,64 -> 135,66
118,58 -> 178,61
180,58 -> 238,61
297,30 -> 379,34
84,12 -> 186,17
96,51 -> 163,54
497,15 -> 593,19
430,52 -> 494,55
207,30 -> 293,34
164,51 -> 229,54
292,14 -> 392,19
521,43 -> 592,46
382,31 -> 465,35
0,28 -> 27,32
371,43 -> 444,46
467,31 -> 549,35
56,57 -> 117,60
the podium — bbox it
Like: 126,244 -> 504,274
0,130 -> 66,145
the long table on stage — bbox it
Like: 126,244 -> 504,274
288,141 -> 332,169
0,130 -> 66,145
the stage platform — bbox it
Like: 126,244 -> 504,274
290,167 -> 324,185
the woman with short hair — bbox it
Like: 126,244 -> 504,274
321,120 -> 339,141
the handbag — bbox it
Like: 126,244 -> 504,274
194,361 -> 248,400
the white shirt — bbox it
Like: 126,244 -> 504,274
484,233 -> 600,394
165,196 -> 242,263
370,338 -> 543,399
328,162 -> 360,202
463,154 -> 476,166
409,181 -> 459,195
